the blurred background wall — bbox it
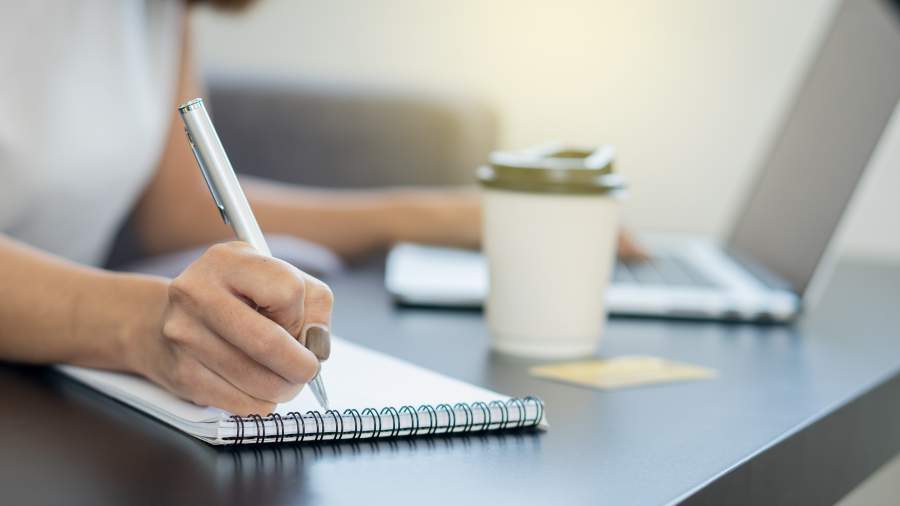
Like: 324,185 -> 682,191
193,0 -> 900,261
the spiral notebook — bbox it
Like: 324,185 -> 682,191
58,339 -> 545,445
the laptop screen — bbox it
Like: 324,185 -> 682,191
727,0 -> 900,294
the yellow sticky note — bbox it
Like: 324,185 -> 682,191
530,356 -> 717,390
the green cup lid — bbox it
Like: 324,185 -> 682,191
477,144 -> 625,195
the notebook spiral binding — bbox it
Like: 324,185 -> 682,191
227,396 -> 543,445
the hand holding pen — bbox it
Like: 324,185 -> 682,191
128,98 -> 333,416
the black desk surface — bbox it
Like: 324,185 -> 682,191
2,258 -> 900,505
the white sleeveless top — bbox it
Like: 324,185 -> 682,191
0,1 -> 183,266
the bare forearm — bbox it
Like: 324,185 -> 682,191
0,236 -> 167,370
245,177 -> 396,258
132,172 -> 397,259
134,165 -> 479,260
247,178 -> 483,258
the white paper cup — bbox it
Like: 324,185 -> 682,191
478,145 -> 623,359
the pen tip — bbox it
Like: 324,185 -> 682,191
310,374 -> 329,411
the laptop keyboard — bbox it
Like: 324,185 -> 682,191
613,256 -> 719,288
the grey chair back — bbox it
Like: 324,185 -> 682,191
208,77 -> 497,187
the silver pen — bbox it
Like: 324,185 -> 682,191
178,97 -> 330,411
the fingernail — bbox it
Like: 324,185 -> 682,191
302,324 -> 331,360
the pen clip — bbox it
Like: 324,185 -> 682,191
185,128 -> 229,225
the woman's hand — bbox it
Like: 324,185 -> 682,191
133,241 -> 333,416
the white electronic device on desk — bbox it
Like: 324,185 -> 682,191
386,0 -> 900,322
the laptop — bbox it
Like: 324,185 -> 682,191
385,0 -> 900,322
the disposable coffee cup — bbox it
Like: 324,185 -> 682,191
477,144 -> 624,359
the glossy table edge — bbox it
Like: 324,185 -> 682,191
679,365 -> 900,504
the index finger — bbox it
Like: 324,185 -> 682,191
200,290 -> 320,386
